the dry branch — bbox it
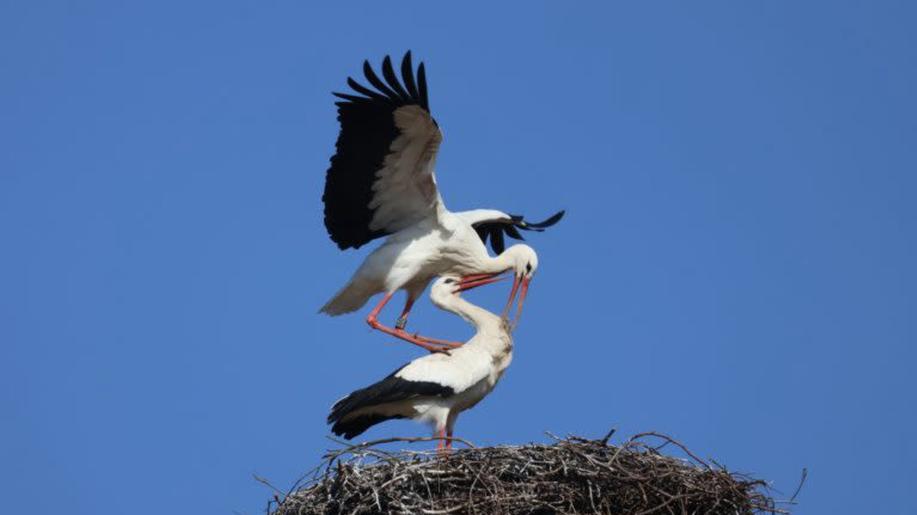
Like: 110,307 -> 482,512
270,432 -> 789,515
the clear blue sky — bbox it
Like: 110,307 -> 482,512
2,2 -> 915,514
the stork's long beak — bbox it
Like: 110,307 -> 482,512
461,272 -> 501,283
455,273 -> 505,293
513,277 -> 531,328
502,275 -> 521,319
501,275 -> 532,329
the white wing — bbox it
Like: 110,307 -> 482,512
323,52 -> 444,250
369,105 -> 443,232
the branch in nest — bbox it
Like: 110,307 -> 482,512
267,431 -> 794,515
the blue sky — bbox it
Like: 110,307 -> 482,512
2,1 -> 915,514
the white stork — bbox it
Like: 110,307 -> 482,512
321,52 -> 563,352
328,273 -> 515,450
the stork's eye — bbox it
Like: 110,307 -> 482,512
444,278 -> 455,284
526,263 -> 532,273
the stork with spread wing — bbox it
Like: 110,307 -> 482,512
321,52 -> 563,351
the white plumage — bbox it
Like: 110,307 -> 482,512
327,275 -> 515,450
321,52 -> 562,351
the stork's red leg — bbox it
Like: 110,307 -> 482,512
412,334 -> 464,349
366,292 -> 395,326
436,428 -> 447,452
367,293 -> 451,353
395,296 -> 415,330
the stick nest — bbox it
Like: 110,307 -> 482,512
270,432 -> 788,515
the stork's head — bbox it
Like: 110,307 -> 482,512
503,244 -> 539,280
462,244 -> 538,327
499,244 -> 538,327
455,244 -> 539,329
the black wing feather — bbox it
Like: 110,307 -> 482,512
345,76 -> 388,102
475,225 -> 489,246
522,210 -> 565,230
332,92 -> 370,103
329,413 -> 406,440
401,52 -> 419,98
328,364 -> 454,439
504,225 -> 525,240
490,228 -> 506,254
363,60 -> 402,100
472,210 -> 565,254
381,56 -> 411,101
323,52 -> 433,250
417,62 -> 430,111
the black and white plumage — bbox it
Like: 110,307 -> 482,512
472,211 -> 566,255
328,275 -> 514,449
323,52 -> 434,251
320,52 -> 563,350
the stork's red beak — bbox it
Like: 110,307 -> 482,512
514,277 -> 531,327
461,273 -> 500,283
502,275 -> 532,328
502,275 -> 521,319
455,273 -> 504,293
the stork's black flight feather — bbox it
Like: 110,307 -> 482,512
328,364 -> 454,439
323,52 -> 432,250
473,210 -> 566,254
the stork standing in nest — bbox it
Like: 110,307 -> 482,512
328,272 -> 518,451
321,52 -> 563,352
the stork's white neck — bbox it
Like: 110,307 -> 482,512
434,293 -> 506,342
472,245 -> 529,275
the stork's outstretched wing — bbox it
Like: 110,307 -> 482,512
473,210 -> 566,254
323,52 -> 444,250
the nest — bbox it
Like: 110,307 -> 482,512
269,432 -> 792,515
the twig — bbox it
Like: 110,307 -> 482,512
789,468 -> 807,503
252,473 -> 284,496
630,432 -> 712,470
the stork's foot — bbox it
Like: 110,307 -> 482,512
436,437 -> 454,455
